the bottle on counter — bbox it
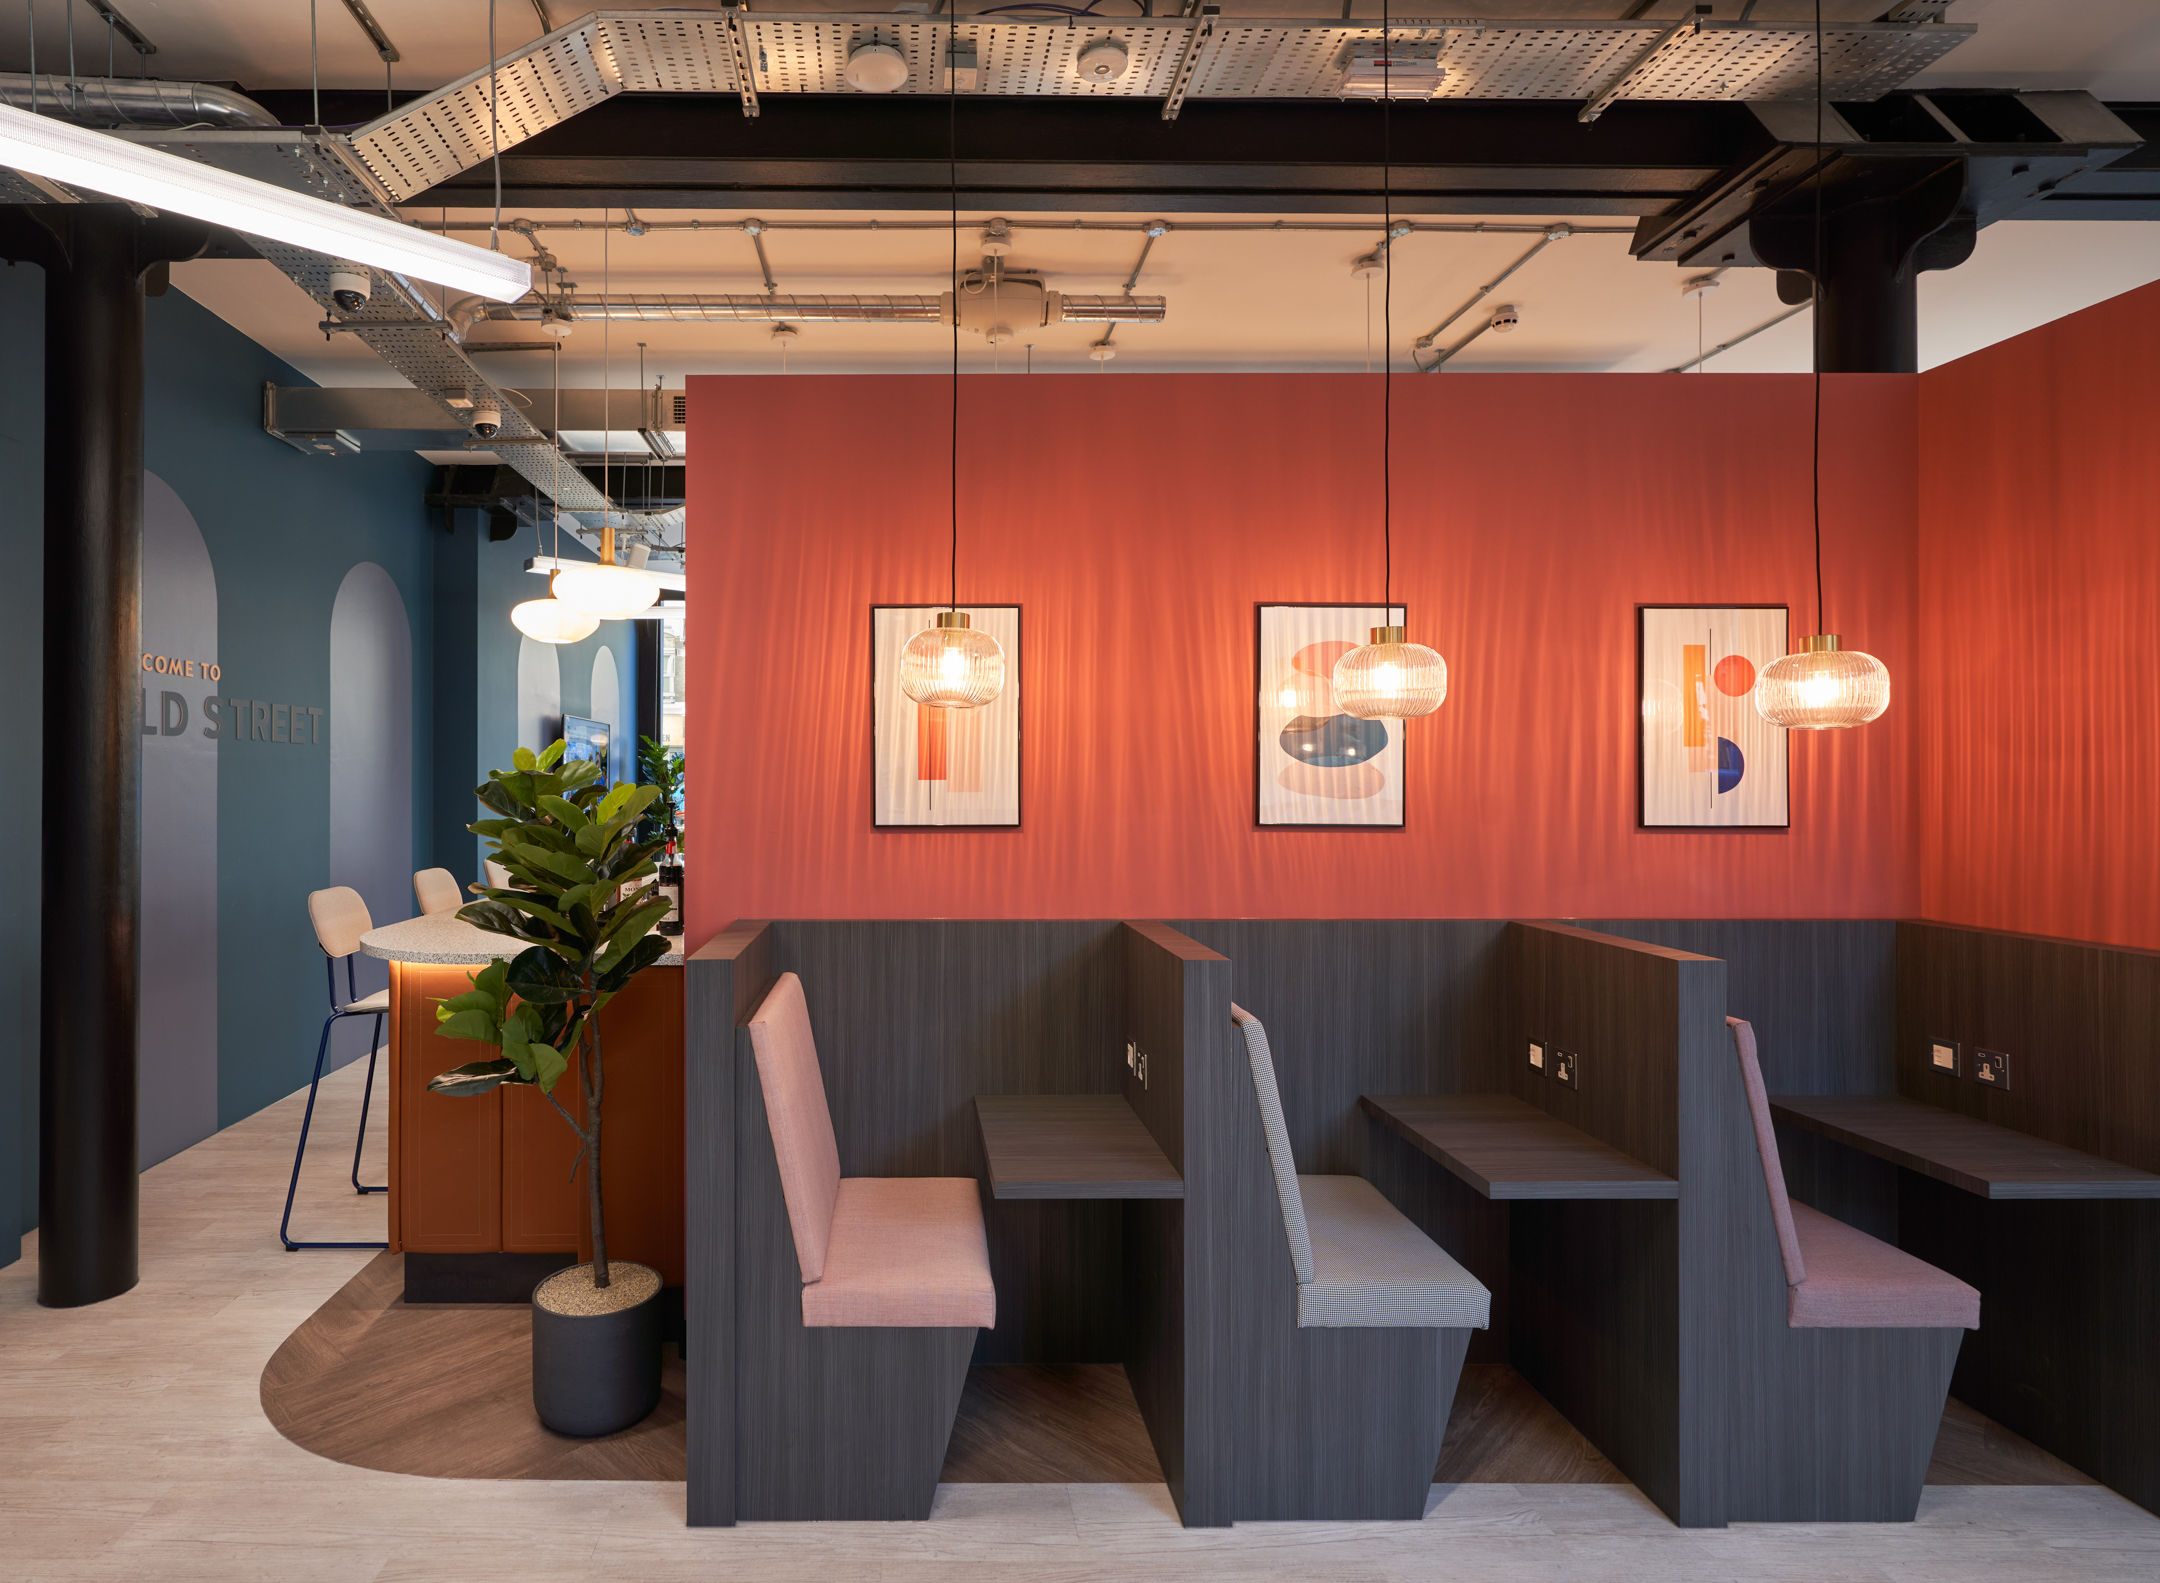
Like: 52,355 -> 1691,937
657,840 -> 684,937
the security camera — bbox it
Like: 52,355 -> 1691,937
327,263 -> 371,313
471,403 -> 503,439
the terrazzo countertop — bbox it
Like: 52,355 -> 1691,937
360,911 -> 685,967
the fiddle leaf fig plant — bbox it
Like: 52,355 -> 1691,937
426,739 -> 670,1287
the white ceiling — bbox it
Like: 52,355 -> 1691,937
6,2 -> 2160,100
172,205 -> 2160,400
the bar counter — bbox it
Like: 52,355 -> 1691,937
363,915 -> 687,1292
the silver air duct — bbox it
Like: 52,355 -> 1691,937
0,74 -> 279,130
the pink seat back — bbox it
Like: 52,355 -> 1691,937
747,973 -> 844,1285
1729,1017 -> 1807,1288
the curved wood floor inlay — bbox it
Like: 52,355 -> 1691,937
261,1253 -> 688,1480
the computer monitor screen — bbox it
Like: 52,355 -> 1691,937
561,715 -> 610,773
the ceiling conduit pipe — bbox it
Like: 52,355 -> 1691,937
1411,224 -> 1570,371
0,74 -> 280,129
470,293 -> 1168,325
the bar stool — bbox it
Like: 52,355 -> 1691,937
483,857 -> 513,890
413,867 -> 462,916
279,886 -> 390,1252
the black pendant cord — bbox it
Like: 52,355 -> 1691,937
1381,0 -> 1392,622
489,0 -> 502,252
1811,0 -> 1825,637
949,21 -> 960,616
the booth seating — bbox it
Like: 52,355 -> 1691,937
411,867 -> 462,917
1729,1016 -> 1977,1519
738,971 -> 994,1519
1230,1005 -> 1488,1519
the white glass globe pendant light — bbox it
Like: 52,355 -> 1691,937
899,46 -> 1006,711
510,337 -> 600,644
1753,5 -> 1890,732
1332,16 -> 1447,723
552,211 -> 661,623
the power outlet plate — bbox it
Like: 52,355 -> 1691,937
1552,1049 -> 1579,1090
1974,1047 -> 2011,1090
1528,1040 -> 1546,1077
1929,1037 -> 1961,1078
1126,1041 -> 1149,1089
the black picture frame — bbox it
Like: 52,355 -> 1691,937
869,603 -> 1022,831
1254,601 -> 1408,831
1637,602 -> 1791,832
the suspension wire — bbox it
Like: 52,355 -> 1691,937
489,0 -> 502,251
65,0 -> 75,110
1812,0 -> 1824,635
1381,0 -> 1391,621
603,205 -> 612,545
948,18 -> 959,615
29,1 -> 37,118
308,0 -> 317,125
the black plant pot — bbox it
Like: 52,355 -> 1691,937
531,1262 -> 663,1437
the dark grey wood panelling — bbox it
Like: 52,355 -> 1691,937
684,920 -> 771,1529
1171,920 -> 1511,1364
1896,920 -> 2160,1516
1584,919 -> 1901,1243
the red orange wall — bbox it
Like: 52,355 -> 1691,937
1916,281 -> 2160,952
685,372 -> 1919,942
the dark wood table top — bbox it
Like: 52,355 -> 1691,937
974,1094 -> 1183,1200
1358,1093 -> 1678,1201
1768,1093 -> 2160,1201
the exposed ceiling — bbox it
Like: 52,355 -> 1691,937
7,3 -> 2160,102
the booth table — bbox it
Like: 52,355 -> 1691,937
362,914 -> 686,1299
1768,1093 -> 2160,1200
1359,1093 -> 1679,1200
974,1094 -> 1183,1199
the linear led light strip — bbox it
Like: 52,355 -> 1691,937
0,104 -> 531,303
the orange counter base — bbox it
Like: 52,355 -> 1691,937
388,962 -> 685,1286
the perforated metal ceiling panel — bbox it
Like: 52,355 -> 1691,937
281,12 -> 1972,205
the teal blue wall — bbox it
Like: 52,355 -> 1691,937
432,516 -> 631,887
0,263 -> 560,1266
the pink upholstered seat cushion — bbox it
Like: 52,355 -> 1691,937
1728,1017 -> 1806,1288
801,1177 -> 996,1330
1787,1202 -> 1980,1330
747,973 -> 843,1284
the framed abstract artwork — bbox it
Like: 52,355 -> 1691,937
871,605 -> 1021,828
1639,604 -> 1789,829
1255,603 -> 1406,829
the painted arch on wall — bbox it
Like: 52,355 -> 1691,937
329,562 -> 413,1067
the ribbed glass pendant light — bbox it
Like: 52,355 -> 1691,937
553,207 -> 660,623
1754,1 -> 1890,732
1332,7 -> 1447,723
899,35 -> 1006,711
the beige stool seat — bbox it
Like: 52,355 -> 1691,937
412,867 -> 463,917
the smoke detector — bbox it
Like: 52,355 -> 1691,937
1339,51 -> 1445,100
1077,39 -> 1130,82
844,41 -> 910,93
1489,304 -> 1521,334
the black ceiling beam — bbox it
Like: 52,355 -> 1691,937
407,94 -> 1770,216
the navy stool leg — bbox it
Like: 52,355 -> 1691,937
350,1012 -> 386,1195
280,1007 -> 388,1252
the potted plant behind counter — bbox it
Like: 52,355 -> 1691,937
637,735 -> 684,938
427,740 -> 671,1438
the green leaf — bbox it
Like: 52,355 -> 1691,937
507,946 -> 588,1006
429,1058 -> 524,1098
596,931 -> 669,993
527,1040 -> 570,1093
477,892 -> 575,933
436,1007 -> 507,1045
537,739 -> 566,769
538,795 -> 589,831
475,780 -> 521,818
456,900 -> 554,944
512,746 -> 537,772
597,898 -> 669,959
573,822 -> 609,858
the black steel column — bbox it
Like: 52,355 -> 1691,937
0,204 -> 206,1307
39,205 -> 150,1307
1755,159 -> 1974,374
635,615 -> 662,759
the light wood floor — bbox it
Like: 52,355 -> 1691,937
5,1058 -> 2151,1583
